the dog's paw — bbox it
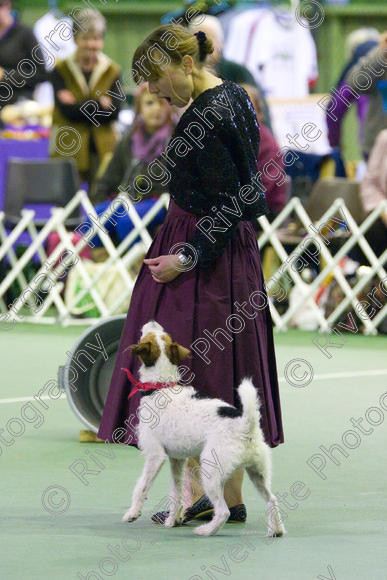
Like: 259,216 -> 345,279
165,515 -> 184,528
164,515 -> 176,528
267,524 -> 286,537
193,523 -> 218,537
122,508 -> 141,522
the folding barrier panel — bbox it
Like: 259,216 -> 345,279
257,197 -> 387,335
0,192 -> 386,334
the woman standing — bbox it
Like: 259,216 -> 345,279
50,9 -> 122,194
98,24 -> 284,524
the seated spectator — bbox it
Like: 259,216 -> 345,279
0,0 -> 46,107
86,82 -> 176,255
50,9 -> 122,193
241,83 -> 287,219
358,129 -> 387,261
345,31 -> 387,159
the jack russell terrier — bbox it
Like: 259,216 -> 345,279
121,320 -> 285,538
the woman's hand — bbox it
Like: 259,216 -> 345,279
57,89 -> 77,105
144,255 -> 186,283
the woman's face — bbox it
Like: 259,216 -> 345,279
0,1 -> 12,27
140,90 -> 171,133
148,61 -> 193,108
76,30 -> 104,61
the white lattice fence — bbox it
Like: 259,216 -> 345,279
0,191 -> 169,328
257,197 -> 387,335
0,192 -> 386,334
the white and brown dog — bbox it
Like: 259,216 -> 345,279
122,320 -> 285,538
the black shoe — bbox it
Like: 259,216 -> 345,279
227,503 -> 247,523
151,496 -> 213,525
151,496 -> 246,525
183,495 -> 214,523
151,510 -> 171,525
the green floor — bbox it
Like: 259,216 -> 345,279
1,324 -> 386,580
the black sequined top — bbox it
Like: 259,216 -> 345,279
166,79 -> 268,269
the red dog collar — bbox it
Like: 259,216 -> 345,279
121,367 -> 177,399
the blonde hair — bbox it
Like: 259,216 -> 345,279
131,24 -> 213,85
134,83 -> 150,116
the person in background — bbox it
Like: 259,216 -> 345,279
241,83 -> 287,219
50,9 -> 122,194
348,128 -> 387,333
345,31 -> 387,159
189,14 -> 273,130
326,28 -> 380,159
358,129 -> 387,261
0,0 -> 46,105
89,82 -> 176,254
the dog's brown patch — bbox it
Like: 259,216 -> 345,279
130,332 -> 161,367
162,334 -> 191,365
161,334 -> 172,347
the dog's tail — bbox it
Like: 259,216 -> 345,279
238,377 -> 262,435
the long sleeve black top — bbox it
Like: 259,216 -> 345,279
168,79 -> 268,268
0,20 -> 47,104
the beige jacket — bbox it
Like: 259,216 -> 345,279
50,52 -> 121,173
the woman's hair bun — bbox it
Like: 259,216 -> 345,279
194,30 -> 214,62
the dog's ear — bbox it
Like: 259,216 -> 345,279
130,341 -> 160,367
130,342 -> 150,357
166,342 -> 191,365
123,344 -> 138,354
